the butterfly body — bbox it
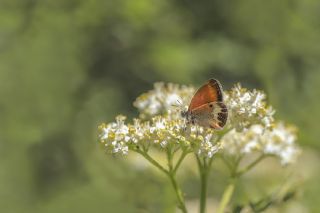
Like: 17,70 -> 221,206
182,79 -> 228,130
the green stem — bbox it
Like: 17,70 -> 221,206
168,149 -> 188,213
237,154 -> 265,177
221,156 -> 233,172
135,149 -> 169,174
217,154 -> 241,213
135,149 -> 188,212
216,154 -> 265,213
217,180 -> 236,213
196,156 -> 208,213
173,151 -> 188,174
168,172 -> 188,213
199,170 -> 208,213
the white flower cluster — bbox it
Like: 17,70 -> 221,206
221,122 -> 300,165
98,81 -> 300,164
224,83 -> 275,131
99,114 -> 221,158
133,82 -> 194,119
99,115 -> 130,155
197,134 -> 221,158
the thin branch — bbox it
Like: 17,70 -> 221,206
237,154 -> 265,177
195,155 -> 203,172
168,173 -> 188,213
166,147 -> 188,213
173,151 -> 188,174
134,149 -> 169,175
195,155 -> 209,213
217,180 -> 236,213
221,155 -> 233,172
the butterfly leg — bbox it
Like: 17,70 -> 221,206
195,125 -> 200,137
182,122 -> 188,132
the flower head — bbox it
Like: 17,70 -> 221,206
99,115 -> 130,155
197,134 -> 222,158
224,83 -> 275,131
133,82 -> 194,119
98,114 -> 221,158
221,122 -> 300,165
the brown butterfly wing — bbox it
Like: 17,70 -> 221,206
208,102 -> 228,129
191,102 -> 228,129
188,79 -> 223,112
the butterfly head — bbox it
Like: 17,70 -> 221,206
181,109 -> 197,126
171,99 -> 189,117
180,110 -> 188,118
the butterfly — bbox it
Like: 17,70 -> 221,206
181,78 -> 228,130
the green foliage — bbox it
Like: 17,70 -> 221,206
0,0 -> 319,212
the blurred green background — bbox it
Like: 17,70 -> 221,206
1,0 -> 320,212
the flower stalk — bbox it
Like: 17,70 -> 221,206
217,180 -> 236,213
134,149 -> 169,175
196,156 -> 209,213
134,147 -> 188,212
237,154 -> 265,177
168,172 -> 188,213
173,150 -> 189,174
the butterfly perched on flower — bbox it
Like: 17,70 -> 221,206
181,78 -> 228,130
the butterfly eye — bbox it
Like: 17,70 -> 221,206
181,110 -> 187,117
209,104 -> 213,108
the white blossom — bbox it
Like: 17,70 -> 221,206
197,134 -> 221,158
99,113 -> 221,158
99,115 -> 130,155
221,123 -> 300,165
133,82 -> 194,119
224,83 -> 275,131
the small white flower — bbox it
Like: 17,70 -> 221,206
98,115 -> 130,155
243,139 -> 259,153
160,140 -> 168,148
198,138 -> 221,158
222,123 -> 300,165
280,146 -> 300,165
195,133 -> 220,158
100,126 -> 111,140
154,118 -> 166,130
133,82 -> 194,119
225,83 -> 275,131
165,93 -> 182,108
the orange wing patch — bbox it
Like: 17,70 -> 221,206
188,79 -> 223,111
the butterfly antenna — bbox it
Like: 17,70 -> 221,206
171,99 -> 183,108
